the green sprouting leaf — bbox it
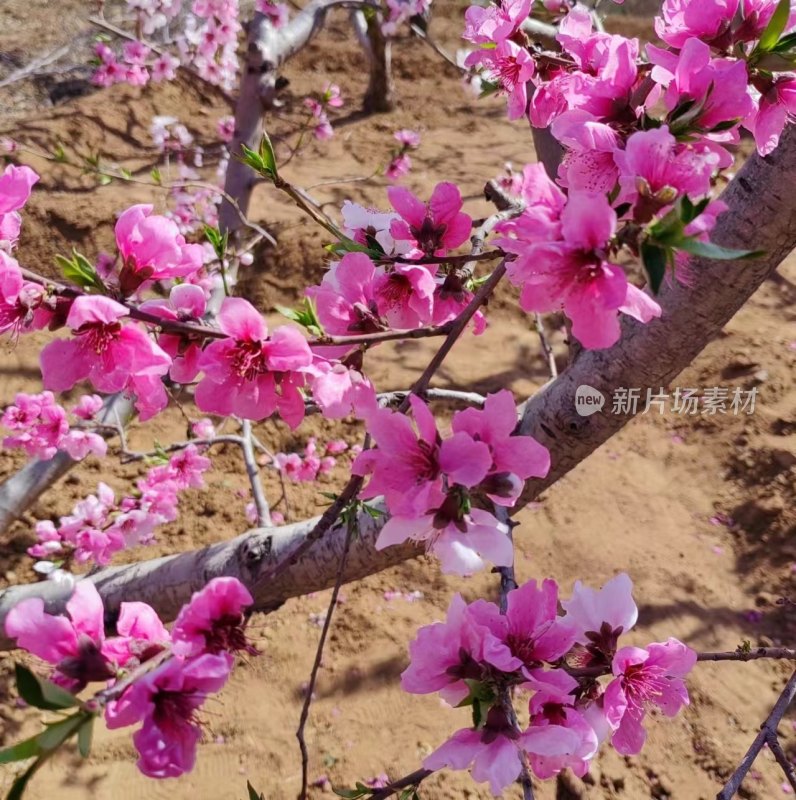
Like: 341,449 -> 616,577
77,718 -> 93,758
275,304 -> 302,323
478,79 -> 500,99
52,143 -> 67,163
54,250 -> 104,291
640,242 -> 668,294
757,0 -> 791,53
203,224 -> 228,261
0,735 -> 42,765
246,780 -> 264,800
676,238 -> 764,261
97,173 -> 112,186
14,664 -> 78,712
276,299 -> 322,335
680,195 -> 710,224
240,134 -> 278,180
150,167 -> 162,185
258,132 -> 277,178
119,167 -> 132,181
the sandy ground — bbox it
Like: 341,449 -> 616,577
1,2 -> 795,799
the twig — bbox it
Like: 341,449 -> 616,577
411,260 -> 507,397
369,768 -> 434,799
494,507 -> 535,799
769,736 -> 796,792
410,23 -> 467,73
717,669 -> 796,799
698,648 -> 796,663
16,143 -> 277,247
533,314 -> 558,379
241,420 -> 272,527
119,435 -> 245,463
0,44 -> 71,89
296,518 -> 355,800
381,249 -> 504,266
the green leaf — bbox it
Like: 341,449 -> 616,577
54,250 -> 104,291
0,735 -> 41,765
773,31 -> 796,51
240,134 -> 278,180
15,664 -> 78,711
757,0 -> 791,53
641,242 -> 668,294
150,167 -> 162,185
97,173 -> 112,186
246,780 -> 264,800
755,51 -> 796,71
36,715 -> 84,750
77,718 -> 93,758
680,195 -> 710,224
275,304 -> 302,323
258,132 -> 277,178
203,224 -> 228,261
477,79 -> 500,99
677,238 -> 764,260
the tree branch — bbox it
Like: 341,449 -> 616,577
2,127 -> 796,648
717,669 -> 796,799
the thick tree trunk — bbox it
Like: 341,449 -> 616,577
1,127 -> 794,650
351,10 -> 395,113
219,0 -> 362,234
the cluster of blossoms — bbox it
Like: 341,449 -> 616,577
459,0 -> 796,345
304,83 -> 345,141
5,577 -> 257,777
381,0 -> 432,36
93,0 -> 242,90
30,444 -> 210,567
353,390 -> 550,574
272,437 -> 350,482
385,128 -> 421,181
406,574 -> 696,794
310,182 -> 481,338
2,391 -> 107,461
149,116 -> 226,233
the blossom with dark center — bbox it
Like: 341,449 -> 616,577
171,577 -> 258,658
